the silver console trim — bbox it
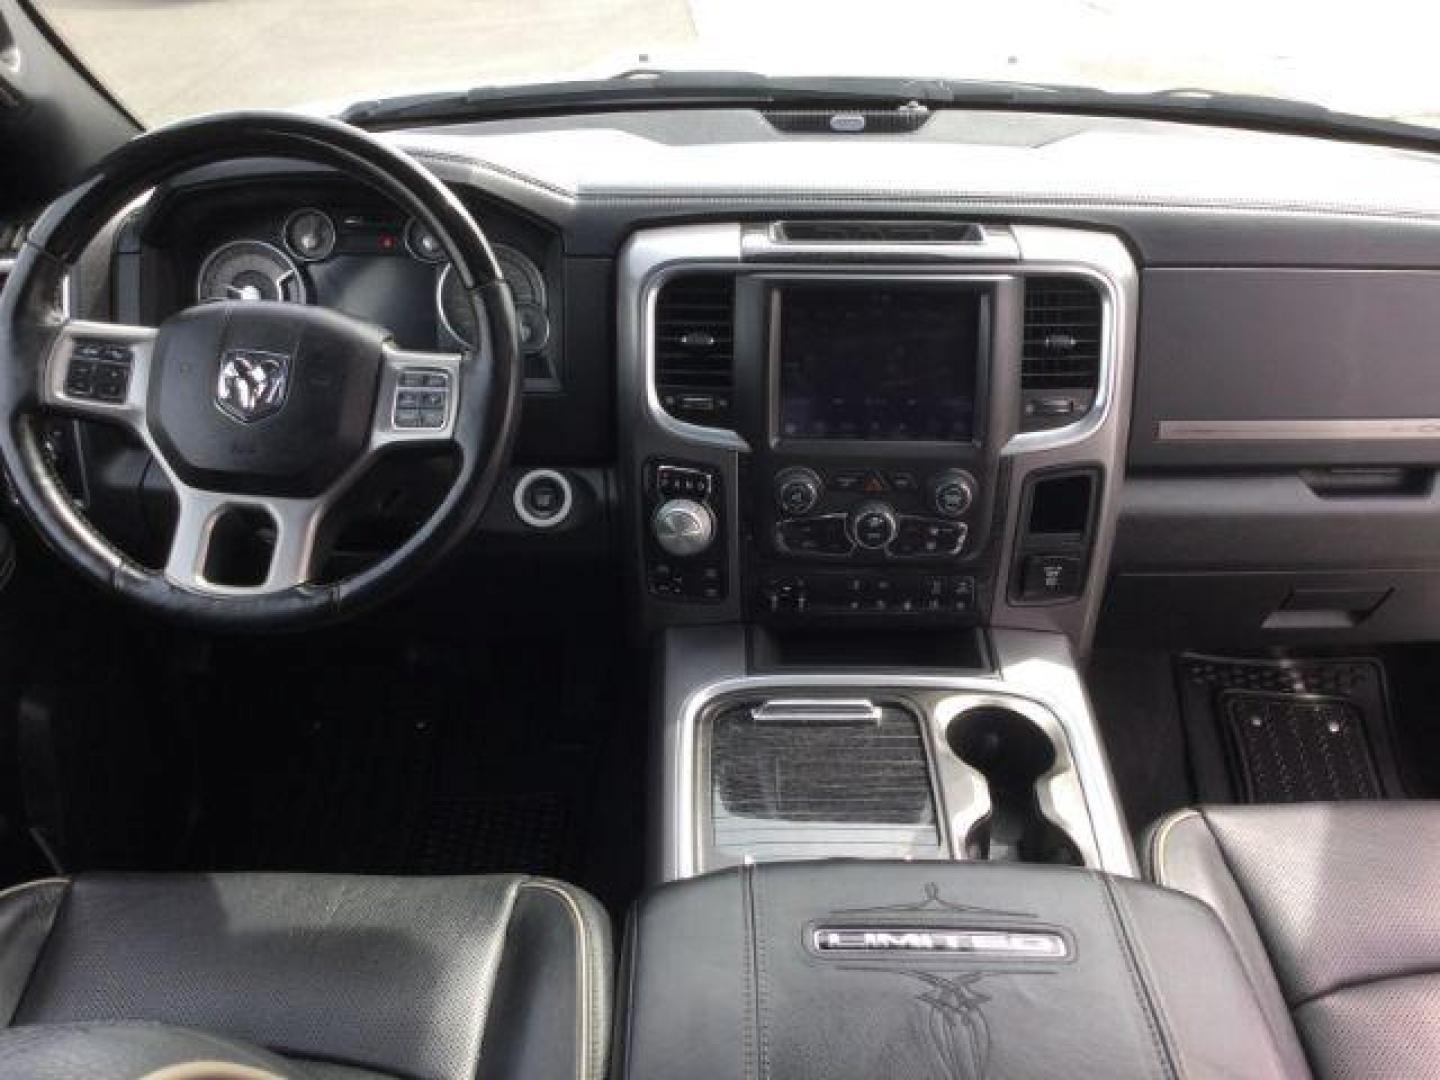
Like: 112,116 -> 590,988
663,627 -> 1138,881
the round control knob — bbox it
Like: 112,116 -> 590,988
929,470 -> 977,519
850,501 -> 899,550
774,466 -> 823,517
653,498 -> 716,557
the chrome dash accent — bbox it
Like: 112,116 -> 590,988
1158,418 -> 1440,442
750,698 -> 883,725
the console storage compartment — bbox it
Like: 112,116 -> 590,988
615,861 -> 1296,1080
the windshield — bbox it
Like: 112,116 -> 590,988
30,0 -> 1440,131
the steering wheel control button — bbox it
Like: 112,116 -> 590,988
774,466 -> 823,516
929,470 -> 977,518
653,498 -> 716,558
850,501 -> 899,550
513,469 -> 574,529
65,341 -> 133,402
392,369 -> 450,429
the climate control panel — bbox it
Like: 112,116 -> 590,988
766,465 -> 979,563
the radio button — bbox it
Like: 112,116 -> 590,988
850,502 -> 899,550
775,466 -> 823,516
929,470 -> 977,518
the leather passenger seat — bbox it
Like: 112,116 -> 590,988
1148,802 -> 1440,1080
0,872 -> 611,1080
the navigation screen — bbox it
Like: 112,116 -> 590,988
776,284 -> 980,442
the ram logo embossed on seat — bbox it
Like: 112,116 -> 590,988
216,349 -> 290,423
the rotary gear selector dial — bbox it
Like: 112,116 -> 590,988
653,498 -> 717,557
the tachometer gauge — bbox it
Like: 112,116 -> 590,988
437,245 -> 549,351
283,208 -> 337,262
196,240 -> 307,304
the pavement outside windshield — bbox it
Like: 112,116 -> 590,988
32,0 -> 1440,130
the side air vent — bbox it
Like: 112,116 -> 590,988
776,220 -> 983,244
654,274 -> 735,426
1021,276 -> 1103,431
764,105 -> 931,134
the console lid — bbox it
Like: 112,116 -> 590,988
615,861 -> 1306,1079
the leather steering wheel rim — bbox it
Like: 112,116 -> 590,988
0,111 -> 522,630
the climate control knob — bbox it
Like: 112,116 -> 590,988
929,469 -> 977,519
850,501 -> 899,550
774,466 -> 823,517
653,498 -> 716,557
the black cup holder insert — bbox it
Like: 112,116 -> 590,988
945,706 -> 1083,865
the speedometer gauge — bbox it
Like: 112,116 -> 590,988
437,245 -> 548,351
196,240 -> 307,305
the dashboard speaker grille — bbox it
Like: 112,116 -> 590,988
1021,276 -> 1103,429
654,273 -> 735,426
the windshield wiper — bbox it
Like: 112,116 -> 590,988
339,71 -> 1054,126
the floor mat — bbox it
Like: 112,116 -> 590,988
1178,655 -> 1405,803
182,631 -> 634,901
1219,691 -> 1380,802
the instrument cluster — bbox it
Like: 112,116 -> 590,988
194,207 -> 551,356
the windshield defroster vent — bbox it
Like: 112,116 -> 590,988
764,105 -> 931,134
654,274 -> 735,426
1021,276 -> 1103,430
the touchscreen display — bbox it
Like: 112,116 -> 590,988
776,284 -> 980,441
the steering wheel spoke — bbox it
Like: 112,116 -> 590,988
373,343 -> 462,448
41,320 -> 156,430
164,484 -> 326,596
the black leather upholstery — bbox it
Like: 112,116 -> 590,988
1148,802 -> 1440,1080
0,873 -> 612,1080
617,861 -> 1301,1080
0,1021 -> 314,1080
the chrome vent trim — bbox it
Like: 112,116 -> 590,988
653,273 -> 736,427
1020,276 -> 1102,430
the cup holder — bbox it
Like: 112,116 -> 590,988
944,706 -> 1083,866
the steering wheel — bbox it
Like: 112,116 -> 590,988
0,112 -> 521,629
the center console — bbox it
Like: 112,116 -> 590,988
619,221 -> 1141,885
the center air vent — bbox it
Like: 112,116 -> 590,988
654,274 -> 735,426
1021,276 -> 1103,431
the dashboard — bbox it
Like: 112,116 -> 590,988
57,107 -> 1440,651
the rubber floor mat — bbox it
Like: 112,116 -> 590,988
184,633 -> 613,883
1178,655 -> 1404,803
1220,692 -> 1380,802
